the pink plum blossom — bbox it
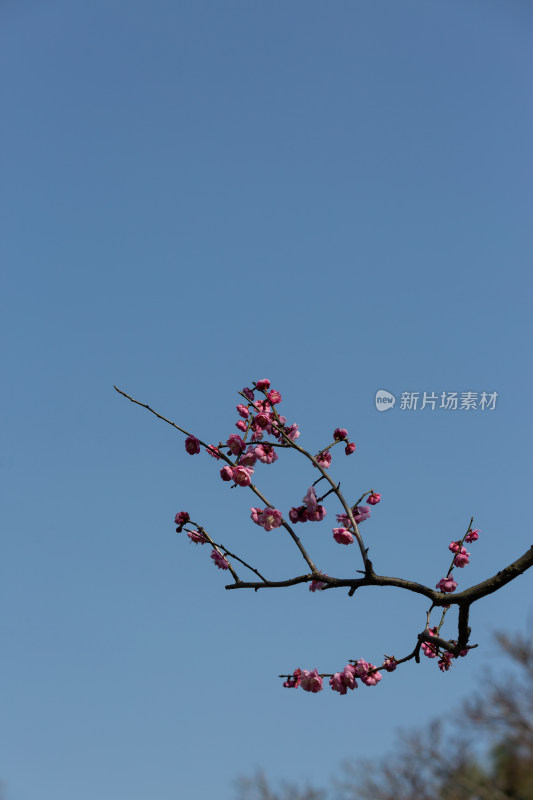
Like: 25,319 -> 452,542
258,508 -> 283,531
436,575 -> 458,593
383,657 -> 397,672
187,530 -> 208,544
242,387 -> 255,401
268,389 -> 282,404
422,627 -> 438,659
250,507 -> 262,525
449,541 -> 461,553
333,428 -> 348,441
422,642 -> 437,658
206,445 -> 221,459
301,487 -> 326,520
302,486 -> 318,512
353,659 -> 371,678
345,442 -> 356,455
336,513 -> 351,528
329,672 -> 347,694
254,443 -> 278,464
232,465 -> 254,487
226,434 -> 245,456
333,528 -> 354,545
307,505 -> 327,522
438,652 -> 453,672
300,669 -> 323,693
329,666 -> 358,694
285,423 -> 300,441
316,451 -> 332,469
220,465 -> 234,482
174,511 -> 190,532
341,664 -> 357,690
353,505 -> 371,523
283,668 -> 301,688
235,420 -> 247,432
289,506 -> 308,523
368,492 -> 381,505
185,435 -> 201,455
239,446 -> 258,468
256,379 -> 271,392
236,404 -> 249,418
210,549 -> 229,570
453,547 -> 470,568
465,529 -> 479,543
353,659 -> 381,685
309,575 -> 328,592
254,412 -> 271,430
361,667 -> 382,686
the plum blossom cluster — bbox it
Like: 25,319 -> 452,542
114,372 -> 533,702
421,525 -> 481,670
283,656 -> 398,694
179,379 -> 370,559
220,463 -> 254,487
183,382 -> 358,500
421,627 -> 469,671
289,486 -> 327,523
175,380 -> 396,694
289,486 -> 380,550
330,493 -> 379,546
228,380 -> 297,451
314,427 -> 356,468
433,526 -> 480,598
175,511 -> 231,570
183,381 -> 311,494
114,378 -> 517,699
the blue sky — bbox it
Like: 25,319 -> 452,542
1,2 -> 532,798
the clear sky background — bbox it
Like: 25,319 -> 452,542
1,2 -> 532,799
